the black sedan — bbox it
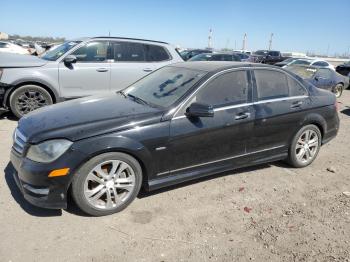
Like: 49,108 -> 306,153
11,62 -> 339,216
188,52 -> 241,62
336,61 -> 350,86
286,65 -> 349,98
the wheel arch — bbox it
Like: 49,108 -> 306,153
5,80 -> 59,107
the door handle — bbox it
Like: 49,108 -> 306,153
235,112 -> 250,120
143,68 -> 153,72
290,101 -> 303,109
96,68 -> 109,72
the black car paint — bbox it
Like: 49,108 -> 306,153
336,63 -> 350,87
252,50 -> 287,65
10,62 -> 339,209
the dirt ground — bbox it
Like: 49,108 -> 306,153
0,90 -> 350,262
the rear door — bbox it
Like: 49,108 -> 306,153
59,41 -> 110,98
250,68 -> 309,154
109,41 -> 172,92
167,69 -> 254,175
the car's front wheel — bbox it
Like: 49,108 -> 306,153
333,83 -> 343,98
71,152 -> 143,216
9,85 -> 53,118
287,125 -> 322,168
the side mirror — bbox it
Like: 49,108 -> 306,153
186,102 -> 214,118
63,55 -> 77,65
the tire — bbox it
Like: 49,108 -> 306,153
287,125 -> 322,168
9,84 -> 53,118
333,83 -> 343,98
71,152 -> 143,216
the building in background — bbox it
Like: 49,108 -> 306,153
0,32 -> 9,40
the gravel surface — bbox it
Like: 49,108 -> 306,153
0,91 -> 349,262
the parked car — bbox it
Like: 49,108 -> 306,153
336,61 -> 350,85
283,59 -> 335,70
233,52 -> 251,62
188,52 -> 241,62
180,49 -> 212,61
0,37 -> 183,118
274,57 -> 300,67
10,62 -> 339,216
0,41 -> 30,55
251,50 -> 287,64
286,65 -> 349,98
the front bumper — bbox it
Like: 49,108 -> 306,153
10,146 -> 87,209
0,82 -> 14,114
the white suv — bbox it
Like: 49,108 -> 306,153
0,37 -> 183,117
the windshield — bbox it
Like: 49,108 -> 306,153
189,53 -> 212,61
41,41 -> 82,61
123,66 -> 206,108
287,66 -> 316,79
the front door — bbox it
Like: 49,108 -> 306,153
168,70 -> 254,175
59,41 -> 110,98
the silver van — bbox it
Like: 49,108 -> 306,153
0,37 -> 183,117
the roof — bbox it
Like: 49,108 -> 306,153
168,61 -> 272,72
92,36 -> 168,44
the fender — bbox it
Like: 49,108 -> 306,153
71,134 -> 154,182
300,112 -> 327,138
10,78 -> 61,102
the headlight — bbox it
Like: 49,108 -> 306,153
27,139 -> 73,163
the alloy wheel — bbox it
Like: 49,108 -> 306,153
334,84 -> 343,98
295,129 -> 319,164
15,90 -> 50,115
83,160 -> 136,210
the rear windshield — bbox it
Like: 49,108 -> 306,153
286,66 -> 316,79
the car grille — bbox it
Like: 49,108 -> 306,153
13,128 -> 27,155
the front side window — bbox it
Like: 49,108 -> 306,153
144,44 -> 170,61
124,66 -> 206,108
71,41 -> 108,62
255,70 -> 289,100
112,42 -> 145,62
194,71 -> 248,107
315,68 -> 332,78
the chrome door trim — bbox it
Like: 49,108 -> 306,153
156,144 -> 285,176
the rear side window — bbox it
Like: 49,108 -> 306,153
255,70 -> 288,100
112,42 -> 145,62
195,71 -> 248,107
315,68 -> 333,78
71,41 -> 108,62
287,75 -> 308,96
313,61 -> 329,67
144,44 -> 170,61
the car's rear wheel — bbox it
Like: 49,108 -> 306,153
9,85 -> 53,118
287,125 -> 321,168
333,83 -> 343,98
71,152 -> 142,216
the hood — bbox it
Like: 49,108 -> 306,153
18,94 -> 164,143
0,52 -> 48,68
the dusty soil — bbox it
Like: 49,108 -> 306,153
0,91 -> 350,262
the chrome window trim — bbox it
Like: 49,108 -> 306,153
172,95 -> 308,121
156,144 -> 285,176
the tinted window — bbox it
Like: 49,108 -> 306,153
315,68 -> 332,78
112,42 -> 145,62
195,71 -> 248,106
268,51 -> 280,56
232,54 -> 241,61
0,42 -> 9,48
255,70 -> 288,100
144,44 -> 170,61
124,67 -> 205,108
292,60 -> 311,65
287,75 -> 308,96
71,41 -> 108,62
313,61 -> 329,67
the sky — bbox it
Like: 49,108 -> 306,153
1,0 -> 349,55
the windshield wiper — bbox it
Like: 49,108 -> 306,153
117,90 -> 127,98
127,94 -> 153,107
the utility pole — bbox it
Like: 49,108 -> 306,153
268,33 -> 273,50
242,33 -> 247,51
108,30 -> 111,37
208,28 -> 212,49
